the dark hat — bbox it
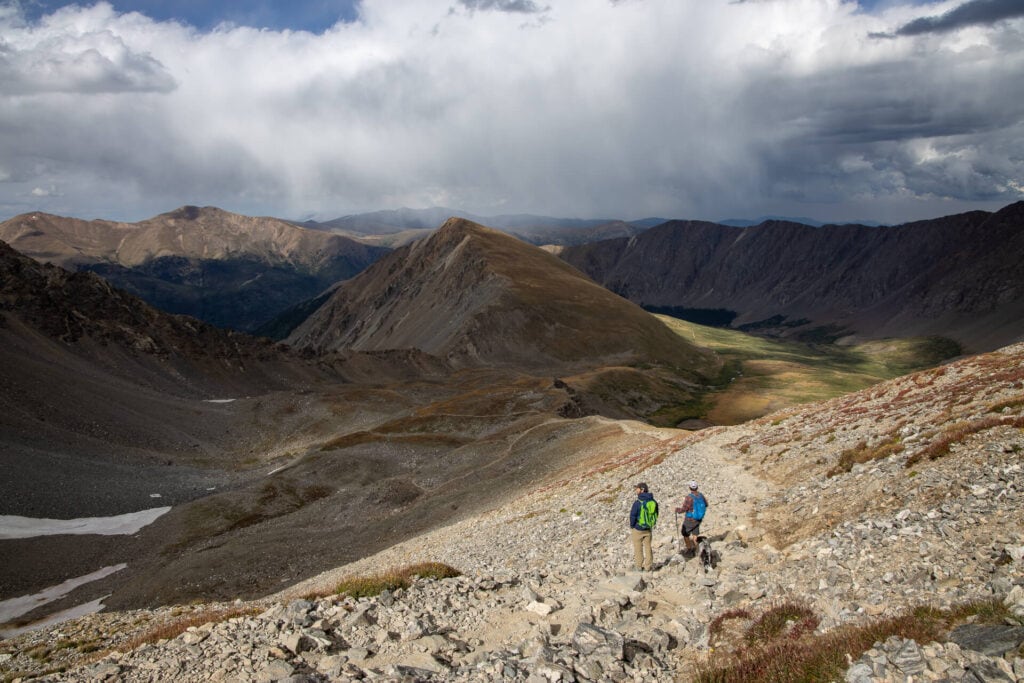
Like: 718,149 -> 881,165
635,482 -> 649,492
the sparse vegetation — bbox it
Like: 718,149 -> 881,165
320,430 -> 466,451
988,396 -> 1024,414
224,479 -> 334,531
55,638 -> 103,654
113,606 -> 261,653
332,562 -> 461,599
708,608 -> 752,646
905,415 -> 1024,467
827,435 -> 904,477
696,598 -> 1012,683
744,602 -> 820,645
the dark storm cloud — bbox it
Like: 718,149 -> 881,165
895,0 -> 1024,36
1,0 -> 1022,225
458,0 -> 545,13
753,58 -> 1024,145
743,47 -> 1024,205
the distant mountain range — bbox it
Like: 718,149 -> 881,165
3,201 -> 1022,355
558,202 -> 1024,353
0,205 -> 655,332
716,215 -> 886,228
0,206 -> 388,332
299,207 -> 663,247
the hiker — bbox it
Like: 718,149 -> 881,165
629,482 -> 658,571
675,480 -> 708,556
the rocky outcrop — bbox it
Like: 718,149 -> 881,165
846,627 -> 1024,683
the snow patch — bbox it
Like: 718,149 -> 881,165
204,398 -> 236,403
0,596 -> 110,639
0,507 -> 171,540
0,564 -> 125,631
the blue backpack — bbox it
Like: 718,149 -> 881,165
687,492 -> 707,521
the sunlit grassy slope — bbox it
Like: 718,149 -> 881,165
656,315 -> 962,425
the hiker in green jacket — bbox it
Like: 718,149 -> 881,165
629,482 -> 658,571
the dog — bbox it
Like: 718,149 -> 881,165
697,535 -> 714,572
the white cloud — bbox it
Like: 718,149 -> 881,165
0,3 -> 176,94
0,0 -> 1022,224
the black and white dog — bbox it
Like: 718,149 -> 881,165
697,535 -> 715,572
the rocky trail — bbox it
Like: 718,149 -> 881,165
2,343 -> 1024,682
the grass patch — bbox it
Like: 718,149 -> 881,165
827,435 -> 905,477
656,316 -> 960,425
24,644 -> 52,663
744,603 -> 820,645
709,608 -> 753,645
333,562 -> 461,599
113,606 -> 260,653
695,598 -> 1012,683
567,364 -> 709,426
988,396 -> 1024,414
648,396 -> 714,428
54,638 -> 103,654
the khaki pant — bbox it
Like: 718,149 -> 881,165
631,528 -> 653,571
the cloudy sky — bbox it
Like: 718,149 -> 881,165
1,0 -> 1022,225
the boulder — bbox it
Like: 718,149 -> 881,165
949,624 -> 1024,657
571,623 -> 625,660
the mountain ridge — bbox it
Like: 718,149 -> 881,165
0,206 -> 388,332
0,206 -> 376,270
559,202 -> 1024,352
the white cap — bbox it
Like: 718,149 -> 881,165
688,481 -> 698,490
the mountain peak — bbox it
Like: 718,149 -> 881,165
163,205 -> 208,221
288,218 -> 718,374
436,216 -> 495,235
151,205 -> 254,224
428,216 -> 508,248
